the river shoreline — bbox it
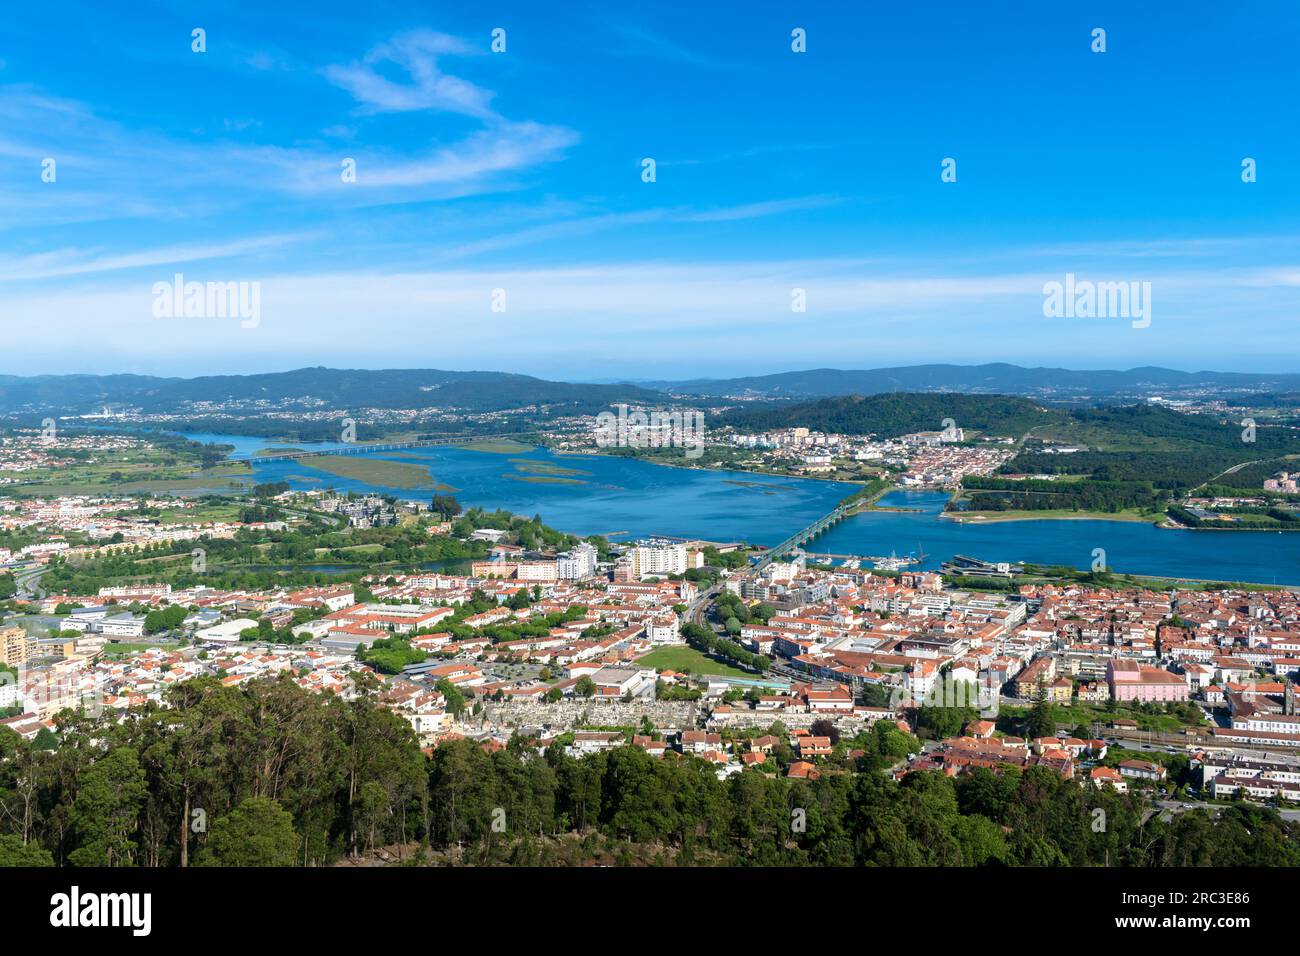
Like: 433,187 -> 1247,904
552,447 -> 866,488
812,489 -> 1300,587
943,511 -> 1162,525
944,509 -> 1300,532
171,433 -> 1300,587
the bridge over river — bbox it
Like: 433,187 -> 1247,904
752,502 -> 852,572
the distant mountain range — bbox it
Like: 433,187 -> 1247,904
0,363 -> 1297,417
0,367 -> 665,416
642,364 -> 1300,400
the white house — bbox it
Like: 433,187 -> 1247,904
646,615 -> 682,645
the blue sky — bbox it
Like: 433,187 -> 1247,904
2,0 -> 1298,379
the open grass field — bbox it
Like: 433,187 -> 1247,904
637,645 -> 754,678
101,642 -> 176,657
1024,421 -> 1207,453
153,502 -> 246,523
3,441 -> 241,493
313,543 -> 385,556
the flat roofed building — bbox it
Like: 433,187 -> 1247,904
1,626 -> 28,668
1106,658 -> 1189,703
195,618 -> 260,644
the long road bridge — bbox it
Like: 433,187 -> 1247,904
236,433 -> 535,465
753,503 -> 852,572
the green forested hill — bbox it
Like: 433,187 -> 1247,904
0,367 -> 671,416
4,676 -> 1296,868
718,391 -> 1300,508
719,392 -> 1062,438
1004,404 -> 1300,488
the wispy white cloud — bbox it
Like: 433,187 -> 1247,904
0,27 -> 578,212
0,232 -> 312,281
356,122 -> 577,189
682,196 -> 839,222
1022,237 -> 1296,259
9,256 -> 1299,325
312,30 -> 578,195
7,257 -> 1300,375
323,30 -> 493,118
599,17 -> 735,69
430,196 -> 839,260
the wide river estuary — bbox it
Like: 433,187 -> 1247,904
189,433 -> 1300,586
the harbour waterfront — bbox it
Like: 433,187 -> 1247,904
188,434 -> 1300,585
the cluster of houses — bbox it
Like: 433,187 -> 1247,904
0,567 -> 700,745
560,724 -> 860,780
718,425 -> 1012,485
904,715 -> 1300,805
9,534 -> 1300,800
0,433 -> 149,480
898,718 -> 1168,791
317,495 -> 397,527
1264,471 -> 1300,493
0,494 -> 287,566
0,640 -> 371,739
727,565 -> 1300,741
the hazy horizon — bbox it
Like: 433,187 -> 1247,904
1,359 -> 1299,386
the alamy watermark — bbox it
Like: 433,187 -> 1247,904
50,886 -> 151,936
1043,273 -> 1151,329
595,404 -> 705,459
152,273 -> 260,328
2,662 -> 103,720
891,673 -> 1000,718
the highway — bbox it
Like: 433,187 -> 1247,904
274,504 -> 346,529
13,562 -> 50,601
1154,799 -> 1300,822
686,582 -> 721,628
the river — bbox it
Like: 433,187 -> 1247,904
182,433 -> 1300,585
816,490 -> 1300,587
183,432 -> 847,545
